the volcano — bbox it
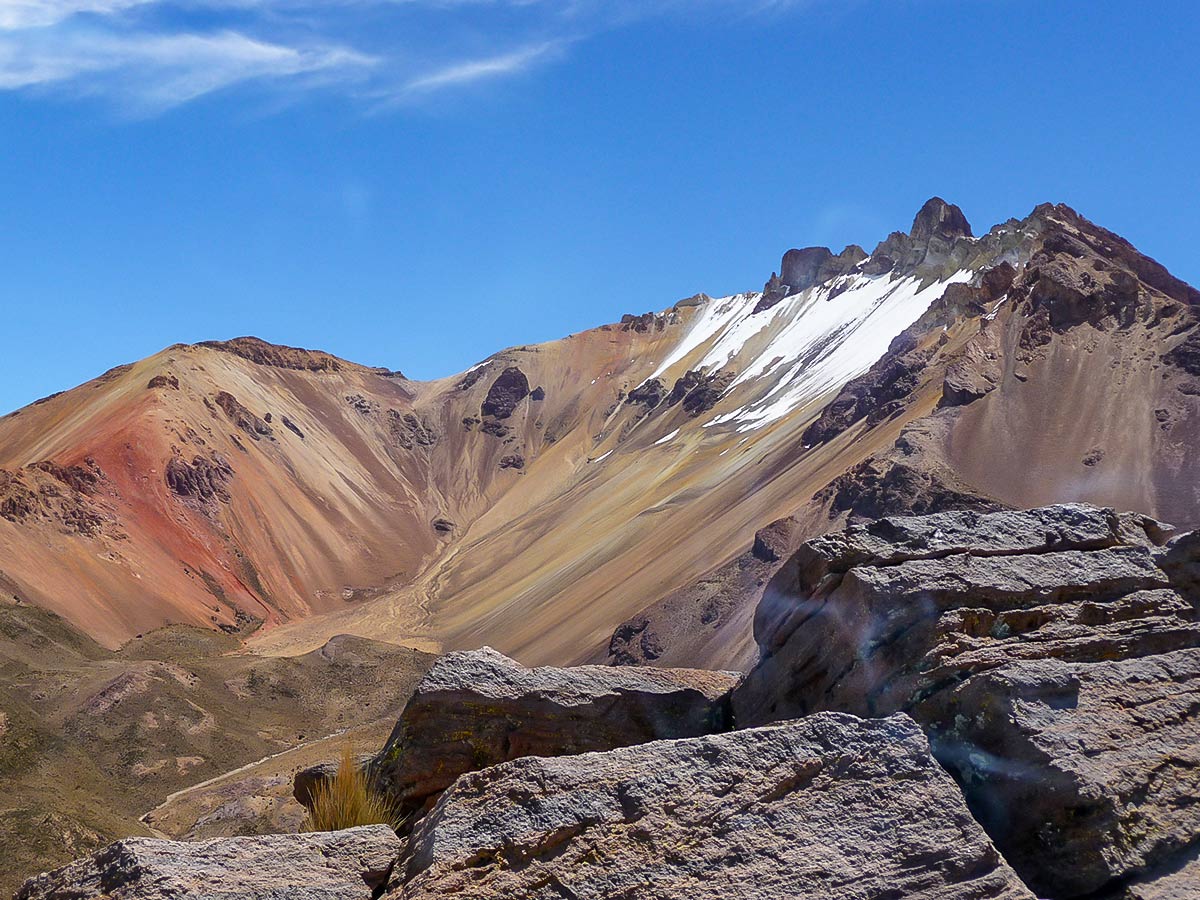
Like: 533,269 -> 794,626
2,198 -> 1197,670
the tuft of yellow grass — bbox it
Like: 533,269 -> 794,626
304,744 -> 400,832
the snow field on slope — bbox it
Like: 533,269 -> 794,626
647,269 -> 971,433
708,270 -> 972,431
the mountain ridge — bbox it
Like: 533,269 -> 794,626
2,198 -> 1197,670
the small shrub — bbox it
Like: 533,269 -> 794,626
304,744 -> 400,832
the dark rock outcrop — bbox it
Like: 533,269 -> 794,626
911,196 -> 973,243
480,367 -> 529,420
386,410 -> 438,449
353,648 -> 738,827
281,415 -> 305,439
819,452 -> 1005,523
146,374 -> 179,390
667,369 -> 733,417
1164,327 -> 1200,376
213,392 -> 272,440
626,377 -> 667,408
1026,204 -> 1200,309
619,312 -> 665,333
345,394 -> 378,416
392,713 -> 1034,900
605,515 -> 803,670
941,325 -> 1003,407
757,244 -> 867,312
198,336 -> 346,372
165,454 -> 233,503
16,826 -> 401,900
0,461 -> 110,536
801,342 -> 934,445
736,504 -> 1200,899
860,197 -> 982,279
31,459 -> 104,495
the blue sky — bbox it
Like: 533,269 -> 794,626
1,0 -> 1198,414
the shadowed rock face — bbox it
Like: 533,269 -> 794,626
757,244 -> 867,311
911,196 -> 973,243
390,713 -> 1034,900
735,504 -> 1200,899
929,650 -> 1200,899
323,648 -> 738,827
480,367 -> 530,419
16,826 -> 401,900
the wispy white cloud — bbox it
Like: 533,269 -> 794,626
0,0 -> 822,113
0,27 -> 374,111
399,39 -> 560,95
0,0 -> 154,30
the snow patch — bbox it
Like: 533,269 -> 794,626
649,293 -> 757,379
653,428 -> 680,446
700,270 -> 973,432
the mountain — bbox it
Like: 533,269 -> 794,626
2,198 -> 1197,670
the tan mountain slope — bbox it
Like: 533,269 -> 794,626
2,199 -> 1197,670
600,203 -> 1200,668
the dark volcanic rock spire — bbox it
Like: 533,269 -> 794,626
757,244 -> 867,312
910,196 -> 973,242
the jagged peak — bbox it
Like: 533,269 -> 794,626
910,197 -> 973,242
1022,202 -> 1200,307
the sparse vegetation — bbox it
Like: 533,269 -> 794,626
304,744 -> 400,832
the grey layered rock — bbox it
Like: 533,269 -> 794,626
735,504 -> 1200,899
1156,529 -> 1200,603
1104,848 -> 1200,899
389,713 -> 1034,900
753,503 -> 1139,655
16,826 -> 401,900
348,648 -> 737,826
929,650 -> 1200,898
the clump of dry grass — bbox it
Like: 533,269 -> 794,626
304,744 -> 400,832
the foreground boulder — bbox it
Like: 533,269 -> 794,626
1106,850 -> 1200,900
299,647 -> 738,826
390,712 -> 1034,900
734,504 -> 1200,898
16,826 -> 401,900
931,649 -> 1200,898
